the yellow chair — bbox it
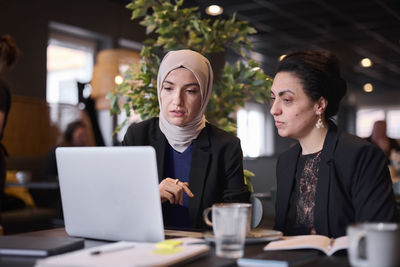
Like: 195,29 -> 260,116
4,170 -> 35,208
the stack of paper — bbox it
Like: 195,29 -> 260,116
35,237 -> 209,267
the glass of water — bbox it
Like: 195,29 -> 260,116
203,203 -> 250,258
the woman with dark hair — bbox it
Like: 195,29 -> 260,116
0,34 -> 19,214
43,120 -> 89,180
123,49 -> 249,229
270,50 -> 398,238
61,120 -> 88,147
42,120 -> 89,220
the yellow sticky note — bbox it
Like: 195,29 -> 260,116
153,240 -> 184,255
152,247 -> 184,255
155,240 -> 183,249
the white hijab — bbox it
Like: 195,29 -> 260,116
157,49 -> 213,153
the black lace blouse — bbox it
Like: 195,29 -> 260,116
284,150 -> 322,235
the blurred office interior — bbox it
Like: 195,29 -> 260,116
0,0 -> 399,233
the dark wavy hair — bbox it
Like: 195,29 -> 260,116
62,120 -> 86,146
276,50 -> 347,119
0,34 -> 19,67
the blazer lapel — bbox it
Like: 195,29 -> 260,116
188,126 -> 211,227
276,144 -> 301,229
150,123 -> 167,182
314,121 -> 338,236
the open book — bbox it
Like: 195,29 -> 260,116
264,235 -> 348,256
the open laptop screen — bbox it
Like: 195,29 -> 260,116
56,146 -> 164,242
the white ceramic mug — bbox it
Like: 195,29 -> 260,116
347,223 -> 400,267
203,203 -> 251,258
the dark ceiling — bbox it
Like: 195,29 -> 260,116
192,0 -> 400,99
119,0 -> 400,102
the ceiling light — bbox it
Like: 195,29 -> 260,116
205,5 -> 223,16
363,83 -> 373,93
115,75 -> 123,85
279,55 -> 286,61
361,58 -> 372,68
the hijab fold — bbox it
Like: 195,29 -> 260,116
157,50 -> 213,153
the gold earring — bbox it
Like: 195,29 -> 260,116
316,113 -> 324,129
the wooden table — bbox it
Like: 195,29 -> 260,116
5,182 -> 59,190
0,228 -> 351,267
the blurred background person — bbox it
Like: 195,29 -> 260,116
365,120 -> 400,166
42,120 -> 89,181
0,34 -> 19,217
42,120 -> 90,223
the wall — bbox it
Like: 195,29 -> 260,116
0,0 -> 145,99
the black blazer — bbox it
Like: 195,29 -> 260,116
123,118 -> 250,228
274,121 -> 398,237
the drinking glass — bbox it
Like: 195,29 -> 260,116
203,203 -> 250,258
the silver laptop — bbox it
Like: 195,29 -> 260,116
56,146 -> 165,242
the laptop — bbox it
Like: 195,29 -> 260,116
56,146 -> 165,242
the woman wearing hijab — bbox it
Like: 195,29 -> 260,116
123,49 -> 250,229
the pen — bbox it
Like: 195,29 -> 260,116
91,243 -> 135,255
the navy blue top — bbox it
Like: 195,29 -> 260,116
163,143 -> 193,228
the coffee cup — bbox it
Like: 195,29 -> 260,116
347,223 -> 400,267
203,203 -> 251,258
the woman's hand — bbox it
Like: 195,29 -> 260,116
159,178 -> 194,205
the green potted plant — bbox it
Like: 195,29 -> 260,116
108,0 -> 272,192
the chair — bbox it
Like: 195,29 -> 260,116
251,195 -> 263,228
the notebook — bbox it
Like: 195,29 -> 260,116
237,250 -> 320,267
35,238 -> 210,267
56,146 -> 164,242
0,236 -> 84,257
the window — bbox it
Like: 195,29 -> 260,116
46,33 -> 95,105
237,102 -> 274,157
387,110 -> 400,138
356,109 -> 385,137
356,108 -> 400,138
